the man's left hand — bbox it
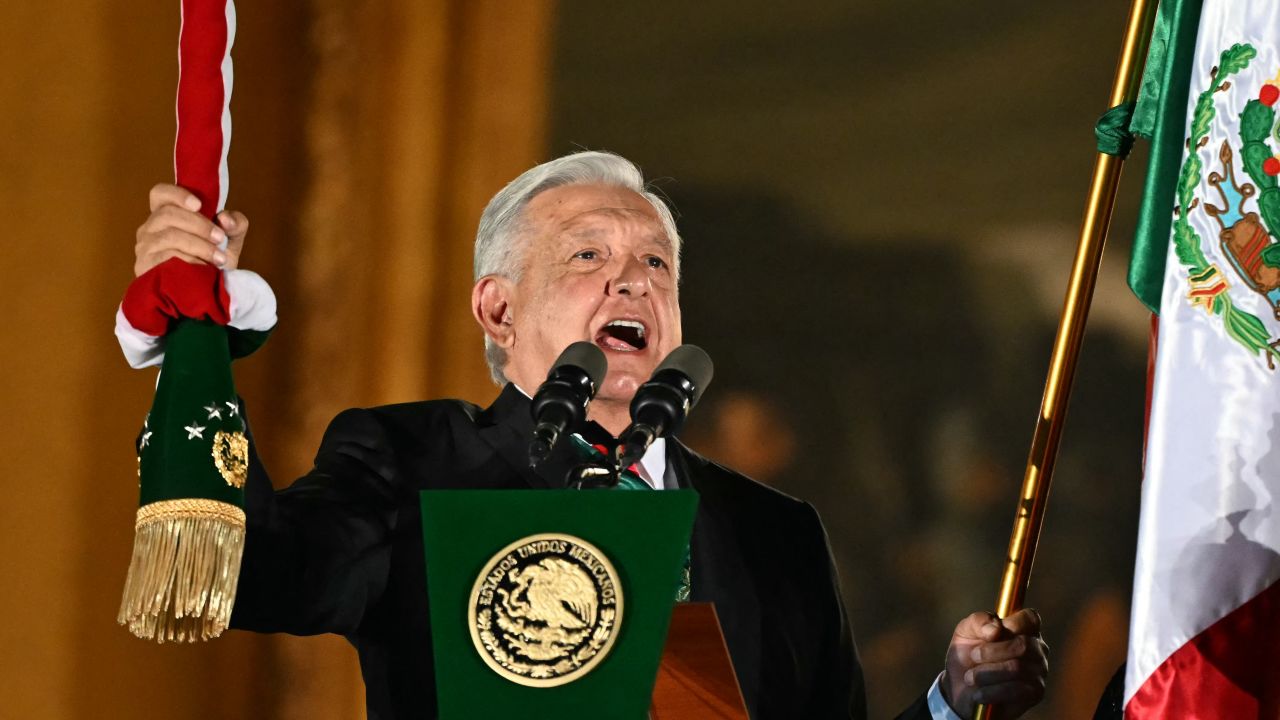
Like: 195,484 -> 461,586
941,608 -> 1049,719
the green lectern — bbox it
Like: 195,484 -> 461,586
422,489 -> 739,719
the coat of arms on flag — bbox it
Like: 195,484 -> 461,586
1124,0 -> 1280,715
1169,42 -> 1280,366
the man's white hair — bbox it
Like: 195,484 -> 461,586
474,150 -> 682,385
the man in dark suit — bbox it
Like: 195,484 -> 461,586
126,151 -> 1048,719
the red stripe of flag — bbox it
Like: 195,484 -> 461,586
175,0 -> 230,221
1126,578 -> 1280,719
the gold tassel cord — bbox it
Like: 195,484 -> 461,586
118,499 -> 246,643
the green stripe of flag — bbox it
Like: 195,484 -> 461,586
1129,0 -> 1207,313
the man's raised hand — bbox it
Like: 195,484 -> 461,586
134,183 -> 248,277
941,608 -> 1049,719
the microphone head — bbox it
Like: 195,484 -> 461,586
528,341 -> 608,468
552,340 -> 608,392
655,344 -> 714,406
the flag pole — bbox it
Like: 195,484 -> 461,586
974,0 -> 1158,717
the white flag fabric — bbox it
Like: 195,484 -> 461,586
1125,0 -> 1280,715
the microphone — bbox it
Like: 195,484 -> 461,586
616,345 -> 714,469
528,341 -> 608,467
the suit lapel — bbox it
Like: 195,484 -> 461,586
475,383 -> 590,490
671,441 -> 763,716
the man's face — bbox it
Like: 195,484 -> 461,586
501,183 -> 682,406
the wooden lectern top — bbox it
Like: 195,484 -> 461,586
650,602 -> 749,720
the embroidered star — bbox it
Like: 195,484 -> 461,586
184,424 -> 206,440
225,400 -> 240,417
140,430 -> 153,449
204,404 -> 223,420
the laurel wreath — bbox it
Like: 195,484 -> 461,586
212,430 -> 249,488
1175,42 -> 1280,365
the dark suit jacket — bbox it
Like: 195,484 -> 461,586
231,384 -> 932,719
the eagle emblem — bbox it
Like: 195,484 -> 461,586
1173,43 -> 1280,367
469,533 -> 622,687
212,430 -> 248,488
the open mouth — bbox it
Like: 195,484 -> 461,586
595,319 -> 648,352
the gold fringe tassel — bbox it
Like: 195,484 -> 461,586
117,499 -> 246,643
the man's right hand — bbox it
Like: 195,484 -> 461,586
134,183 -> 249,277
941,609 -> 1048,719
118,184 -> 273,369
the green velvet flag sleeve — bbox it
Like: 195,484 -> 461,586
1129,0 -> 1207,312
118,319 -> 252,642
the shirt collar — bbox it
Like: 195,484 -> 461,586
633,438 -> 668,488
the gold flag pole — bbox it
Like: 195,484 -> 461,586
974,0 -> 1158,718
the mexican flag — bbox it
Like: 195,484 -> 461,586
1125,0 -> 1280,715
115,0 -> 276,644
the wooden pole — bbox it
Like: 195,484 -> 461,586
974,0 -> 1159,716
